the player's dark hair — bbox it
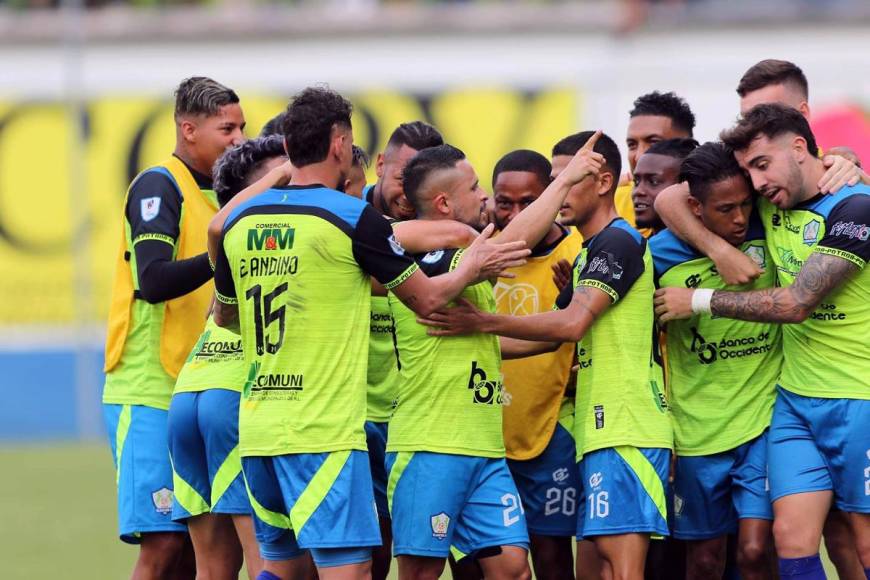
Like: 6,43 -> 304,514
174,77 -> 239,119
492,149 -> 552,191
352,144 -> 371,169
281,86 -> 353,168
552,131 -> 622,195
645,138 -> 700,161
213,135 -> 286,208
679,142 -> 746,203
386,121 -> 444,152
720,103 -> 818,157
737,59 -> 808,99
259,111 -> 286,137
402,144 -> 466,213
629,91 -> 696,137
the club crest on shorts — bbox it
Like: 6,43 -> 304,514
152,487 -> 174,514
140,197 -> 161,222
431,512 -> 450,540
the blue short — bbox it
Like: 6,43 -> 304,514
577,446 -> 670,539
242,450 -> 380,565
365,421 -> 390,519
768,387 -> 870,513
386,451 -> 530,559
507,422 -> 580,536
167,389 -> 249,521
103,403 -> 187,543
673,431 -> 772,540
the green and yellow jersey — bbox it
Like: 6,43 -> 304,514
173,315 -> 246,395
650,217 -> 781,455
759,185 -> 870,400
555,218 -> 672,460
213,185 -> 418,457
388,248 -> 505,458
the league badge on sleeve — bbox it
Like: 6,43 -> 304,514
141,197 -> 161,222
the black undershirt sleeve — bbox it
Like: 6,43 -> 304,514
126,171 -> 214,303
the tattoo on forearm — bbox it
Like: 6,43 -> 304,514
711,252 -> 857,323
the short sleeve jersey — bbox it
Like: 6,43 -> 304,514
650,216 -> 781,456
214,185 -> 418,457
556,219 -> 672,459
173,315 -> 246,395
388,248 -> 505,458
759,185 -> 870,400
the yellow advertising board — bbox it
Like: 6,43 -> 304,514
0,87 -> 577,325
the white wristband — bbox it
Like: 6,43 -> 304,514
691,289 -> 714,315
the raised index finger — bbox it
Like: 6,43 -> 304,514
581,130 -> 602,151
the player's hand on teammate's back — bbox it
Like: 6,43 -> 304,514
558,130 -> 605,186
551,258 -> 573,292
819,154 -> 865,194
417,298 -> 483,336
710,242 -> 763,285
464,223 -> 531,283
653,287 -> 695,323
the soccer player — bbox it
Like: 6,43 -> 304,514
650,142 -> 779,580
633,138 -> 699,233
619,91 -> 696,237
102,76 -> 244,579
167,135 -> 289,580
210,87 -> 529,580
366,121 -> 445,220
491,149 -> 583,580
421,131 -> 674,580
653,104 -> 870,580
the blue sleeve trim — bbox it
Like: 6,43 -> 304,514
223,187 -> 368,233
809,184 -> 870,218
610,218 -> 644,244
648,229 -> 700,277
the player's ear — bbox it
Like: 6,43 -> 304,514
791,135 -> 809,163
433,192 -> 450,216
687,194 -> 703,219
329,124 -> 345,161
596,172 -> 614,196
799,101 -> 811,120
376,153 -> 385,179
179,118 -> 197,144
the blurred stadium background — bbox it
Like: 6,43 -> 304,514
1,0 -> 868,577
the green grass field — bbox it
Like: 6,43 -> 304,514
1,442 -> 840,579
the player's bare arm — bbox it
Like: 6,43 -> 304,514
390,223 -> 529,317
419,284 -> 611,346
654,251 -> 858,323
497,131 -> 604,248
392,219 -> 478,253
654,182 -> 763,285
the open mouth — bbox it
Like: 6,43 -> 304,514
634,202 -> 650,212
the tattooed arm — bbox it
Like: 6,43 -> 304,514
654,252 -> 858,324
709,252 -> 857,323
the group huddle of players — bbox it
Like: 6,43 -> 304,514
101,58 -> 870,580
